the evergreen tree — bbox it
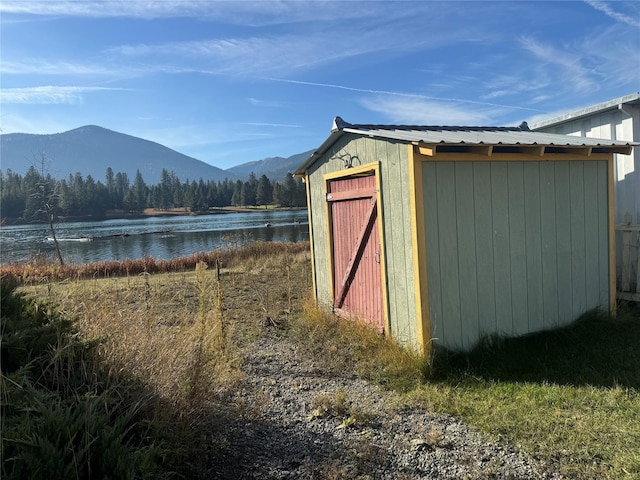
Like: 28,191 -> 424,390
231,180 -> 243,206
256,174 -> 273,206
159,169 -> 174,209
105,167 -> 116,209
114,172 -> 129,210
0,169 -> 26,218
128,170 -> 148,211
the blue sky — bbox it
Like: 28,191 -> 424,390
1,1 -> 639,170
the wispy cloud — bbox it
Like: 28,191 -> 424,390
584,0 -> 640,28
0,0 -> 406,24
0,1 -> 211,19
519,36 -> 597,93
1,59 -> 121,76
248,98 -> 286,108
262,77 -> 543,113
0,86 -> 123,104
108,19 -> 481,78
359,96 -> 504,126
242,122 -> 302,128
109,35 -> 359,75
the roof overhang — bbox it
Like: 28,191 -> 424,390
294,116 -> 638,177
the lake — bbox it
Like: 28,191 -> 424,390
0,210 -> 309,265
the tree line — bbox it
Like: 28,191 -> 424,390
0,165 -> 307,221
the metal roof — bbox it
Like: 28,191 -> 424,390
295,117 -> 637,176
530,92 -> 640,130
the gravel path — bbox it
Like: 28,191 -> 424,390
213,328 -> 563,479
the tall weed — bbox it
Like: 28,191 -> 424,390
1,281 -> 164,479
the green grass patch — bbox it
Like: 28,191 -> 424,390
292,305 -> 640,479
416,308 -> 640,479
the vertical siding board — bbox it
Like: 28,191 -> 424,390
454,162 -> 480,350
308,161 -> 331,308
583,161 -> 601,310
436,162 -> 463,349
382,141 -> 410,341
539,162 -> 559,328
423,162 -> 443,346
523,162 -> 544,332
569,162 -> 587,317
554,162 -> 573,324
507,162 -> 529,336
473,162 -> 497,336
490,162 -> 513,335
596,161 -> 611,307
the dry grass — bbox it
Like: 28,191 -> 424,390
1,240 -> 310,285
15,242 -> 639,478
290,299 -> 427,392
17,243 -> 312,477
22,244 -> 311,410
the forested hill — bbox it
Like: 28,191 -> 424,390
0,125 -> 313,221
0,126 -> 229,185
1,126 -> 313,184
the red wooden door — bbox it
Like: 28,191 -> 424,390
327,174 -> 384,332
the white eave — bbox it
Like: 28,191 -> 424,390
530,92 -> 640,130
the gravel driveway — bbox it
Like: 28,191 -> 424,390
211,327 -> 564,479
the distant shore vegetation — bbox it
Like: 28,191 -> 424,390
0,166 -> 307,223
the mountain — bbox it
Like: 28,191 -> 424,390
227,149 -> 314,181
0,125 -> 315,185
0,125 -> 231,185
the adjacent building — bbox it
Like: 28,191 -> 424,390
532,93 -> 640,224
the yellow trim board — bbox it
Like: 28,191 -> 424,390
304,173 -> 318,302
373,166 -> 391,335
407,145 -> 431,354
323,162 -> 378,181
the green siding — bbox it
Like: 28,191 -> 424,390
455,162 -> 480,350
422,163 -> 443,345
422,160 -> 610,351
473,163 -> 497,335
306,135 -> 418,348
490,162 -> 513,335
539,163 -> 559,329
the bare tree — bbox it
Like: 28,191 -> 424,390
30,154 -> 64,266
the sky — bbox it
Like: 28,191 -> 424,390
1,1 -> 639,171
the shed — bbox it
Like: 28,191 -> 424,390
295,117 -> 635,352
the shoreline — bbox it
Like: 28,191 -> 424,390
1,206 -> 307,226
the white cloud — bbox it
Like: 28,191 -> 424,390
519,36 -> 598,94
0,0 -> 412,24
0,1 -> 212,19
584,1 -> 640,28
242,122 -> 302,128
0,58 -> 131,76
359,96 -> 505,126
265,78 -> 543,113
0,86 -> 123,104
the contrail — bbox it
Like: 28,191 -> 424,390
259,77 -> 544,113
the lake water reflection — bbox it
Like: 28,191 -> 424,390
0,210 -> 309,265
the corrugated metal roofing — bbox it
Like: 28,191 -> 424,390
336,116 -> 633,147
295,117 -> 637,176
